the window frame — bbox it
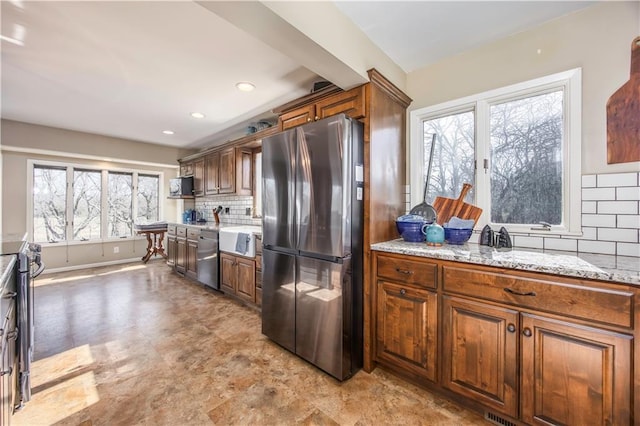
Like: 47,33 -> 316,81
409,68 -> 582,236
28,159 -> 164,245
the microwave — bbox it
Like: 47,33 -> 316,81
169,176 -> 194,197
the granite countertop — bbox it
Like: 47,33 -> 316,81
371,239 -> 640,286
169,222 -> 262,234
0,255 -> 17,289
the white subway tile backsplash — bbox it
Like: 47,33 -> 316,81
578,240 -> 616,255
581,187 -> 615,201
513,236 -> 544,249
581,214 -> 616,228
617,242 -> 640,257
544,238 -> 577,251
617,187 -> 640,201
579,227 -> 597,240
597,228 -> 638,243
617,215 -> 640,229
581,174 -> 596,188
581,201 -> 596,214
597,201 -> 638,215
597,172 -> 638,187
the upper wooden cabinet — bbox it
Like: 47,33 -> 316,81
180,146 -> 252,197
204,152 -> 220,195
192,158 -> 204,196
218,148 -> 235,194
279,85 -> 366,130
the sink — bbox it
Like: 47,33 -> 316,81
219,226 -> 261,258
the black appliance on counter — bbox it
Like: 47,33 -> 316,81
261,114 -> 364,381
0,235 -> 44,414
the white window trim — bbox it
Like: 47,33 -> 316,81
27,159 -> 164,246
410,68 -> 582,236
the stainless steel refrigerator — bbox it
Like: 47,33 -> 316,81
261,114 -> 364,381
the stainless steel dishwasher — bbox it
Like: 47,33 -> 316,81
197,229 -> 219,289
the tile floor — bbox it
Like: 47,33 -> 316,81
13,261 -> 488,425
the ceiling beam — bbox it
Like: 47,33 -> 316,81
196,1 -> 406,91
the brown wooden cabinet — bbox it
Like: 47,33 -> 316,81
371,250 -> 637,425
192,158 -> 204,196
180,161 -> 194,177
220,252 -> 256,304
279,86 -> 365,130
205,152 -> 220,195
218,148 -> 235,194
169,225 -> 197,280
185,228 -> 198,280
442,295 -> 519,418
166,224 -> 177,267
376,280 -> 437,383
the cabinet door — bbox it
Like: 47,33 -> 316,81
220,253 -> 236,294
280,104 -> 315,130
376,280 -> 438,382
236,257 -> 256,303
315,85 -> 365,121
176,238 -> 186,274
193,158 -> 204,196
186,239 -> 198,279
205,152 -> 220,195
442,296 -> 519,418
166,236 -> 177,267
235,148 -> 253,196
218,148 -> 235,194
180,162 -> 193,176
521,313 -> 632,425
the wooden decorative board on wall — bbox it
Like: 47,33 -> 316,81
606,36 -> 640,164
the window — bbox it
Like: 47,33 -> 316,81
410,69 -> 581,234
30,161 -> 162,243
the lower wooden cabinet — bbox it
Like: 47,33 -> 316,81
442,296 -> 519,418
220,252 -> 256,304
520,313 -> 632,425
175,237 -> 186,274
371,251 -> 637,425
376,280 -> 437,382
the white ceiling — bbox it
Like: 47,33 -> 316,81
1,1 -> 596,150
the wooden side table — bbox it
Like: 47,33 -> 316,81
136,228 -> 168,263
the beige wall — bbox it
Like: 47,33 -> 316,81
406,1 -> 640,175
1,119 -> 194,270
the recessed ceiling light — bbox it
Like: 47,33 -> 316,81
236,82 -> 255,92
162,130 -> 174,135
190,112 -> 205,119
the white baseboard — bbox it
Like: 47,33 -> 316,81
42,257 -> 155,274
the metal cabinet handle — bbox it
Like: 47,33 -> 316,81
306,118 -> 312,122
507,323 -> 516,333
395,268 -> 414,275
504,288 -> 536,297
523,328 -> 532,337
6,330 -> 17,341
0,367 -> 12,377
314,116 -> 319,121
400,289 -> 406,295
2,292 -> 17,299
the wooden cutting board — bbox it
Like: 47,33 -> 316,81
433,183 -> 483,226
607,36 -> 640,164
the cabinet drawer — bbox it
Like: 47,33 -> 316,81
186,228 -> 200,241
176,226 -> 187,237
376,254 -> 437,289
315,86 -> 365,120
167,224 -> 177,236
442,266 -> 634,328
255,254 -> 262,271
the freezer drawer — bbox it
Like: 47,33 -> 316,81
261,249 -> 295,353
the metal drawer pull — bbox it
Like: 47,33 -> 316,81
400,289 -> 406,295
2,292 -> 17,299
507,323 -> 516,333
504,288 -> 536,297
6,330 -> 17,341
523,328 -> 532,337
395,268 -> 414,275
0,367 -> 12,377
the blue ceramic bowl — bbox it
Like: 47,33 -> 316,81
396,217 -> 427,242
444,227 -> 473,245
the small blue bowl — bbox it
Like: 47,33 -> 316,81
444,227 -> 473,245
396,220 -> 426,242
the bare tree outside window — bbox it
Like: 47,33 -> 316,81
33,166 -> 66,242
137,174 -> 159,223
490,91 -> 563,225
73,169 -> 101,240
108,172 -> 133,237
423,111 -> 476,202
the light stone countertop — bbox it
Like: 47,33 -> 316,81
0,255 -> 17,290
371,239 -> 640,286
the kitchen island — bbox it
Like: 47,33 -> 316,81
368,239 -> 639,425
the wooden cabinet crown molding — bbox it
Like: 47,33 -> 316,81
367,68 -> 412,109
